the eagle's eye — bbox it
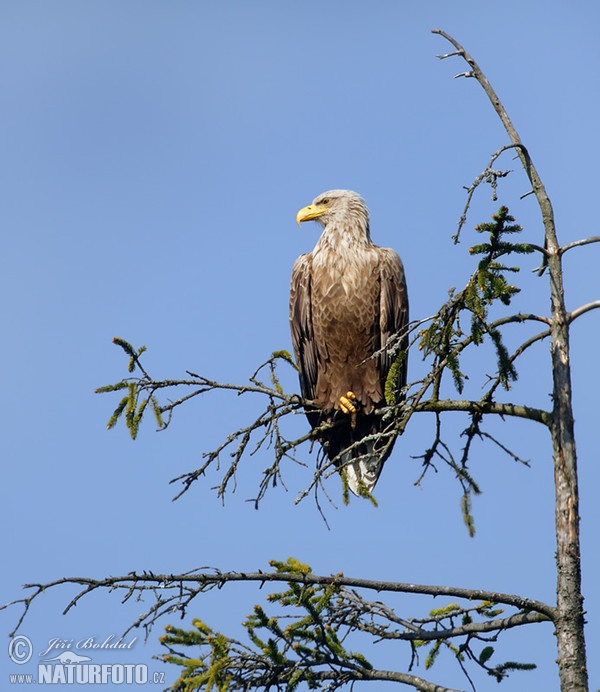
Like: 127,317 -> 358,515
320,198 -> 330,205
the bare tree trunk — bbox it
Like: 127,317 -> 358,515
518,112 -> 588,692
433,30 -> 589,691
548,245 -> 588,692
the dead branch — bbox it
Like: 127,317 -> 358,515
560,235 -> 600,255
568,300 -> 600,323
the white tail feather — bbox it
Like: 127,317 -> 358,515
342,442 -> 382,495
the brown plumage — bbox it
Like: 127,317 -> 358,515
290,190 -> 408,494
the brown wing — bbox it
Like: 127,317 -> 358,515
378,248 -> 409,397
289,253 -> 318,402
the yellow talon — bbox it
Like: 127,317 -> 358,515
339,391 -> 357,414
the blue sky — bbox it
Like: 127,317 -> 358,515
1,2 -> 599,690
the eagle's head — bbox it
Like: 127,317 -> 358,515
296,190 -> 370,236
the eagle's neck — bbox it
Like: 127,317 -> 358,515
314,214 -> 372,257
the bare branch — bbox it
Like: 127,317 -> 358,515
432,30 -> 528,164
339,669 -> 463,692
414,398 -> 550,427
455,144 -> 526,242
432,28 -> 557,281
560,235 -> 600,255
568,300 -> 600,323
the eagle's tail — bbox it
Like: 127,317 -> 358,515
316,411 -> 396,496
342,446 -> 383,495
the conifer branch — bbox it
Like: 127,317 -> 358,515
2,563 -> 551,690
2,566 -> 556,636
2,561 -> 550,689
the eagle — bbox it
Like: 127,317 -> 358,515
290,189 -> 409,495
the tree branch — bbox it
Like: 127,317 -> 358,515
331,588 -> 551,642
1,568 -> 556,638
342,669 -> 463,692
415,399 -> 551,427
433,30 -> 531,176
560,235 -> 600,255
433,28 -> 556,279
568,300 -> 600,324
455,144 -> 524,242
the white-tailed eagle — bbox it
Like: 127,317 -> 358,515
290,190 -> 408,495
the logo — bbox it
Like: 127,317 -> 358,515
8,636 -> 33,665
7,634 -> 166,686
37,659 -> 150,685
41,651 -> 92,664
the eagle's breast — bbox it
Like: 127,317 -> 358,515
310,241 -> 382,411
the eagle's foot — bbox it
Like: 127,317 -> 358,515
339,391 -> 358,414
340,391 -> 359,429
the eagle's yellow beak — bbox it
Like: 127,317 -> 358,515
296,203 -> 329,226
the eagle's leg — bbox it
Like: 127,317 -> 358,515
339,391 -> 358,429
